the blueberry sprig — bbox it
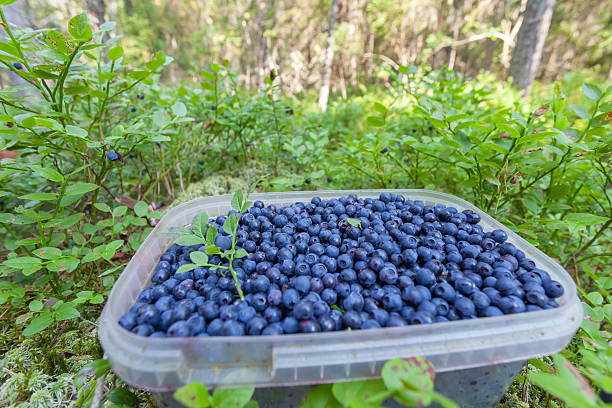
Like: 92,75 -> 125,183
173,190 -> 252,300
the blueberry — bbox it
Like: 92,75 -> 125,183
342,292 -> 364,312
471,291 -> 491,310
246,316 -> 267,335
186,315 -> 206,334
543,280 -> 564,298
342,310 -> 362,329
264,306 -> 283,323
281,316 -> 299,334
294,275 -> 311,293
380,147 -> 388,154
12,62 -> 23,70
379,266 -> 398,284
402,286 -> 424,307
298,320 -> 321,333
222,320 -> 245,336
382,293 -> 402,311
119,311 -> 137,330
495,277 -> 518,295
168,321 -> 192,337
106,151 -> 120,161
132,324 -> 154,336
282,289 -> 300,309
455,277 -> 477,296
498,296 -> 526,314
526,291 -> 548,307
481,306 -> 504,317
454,297 -> 476,317
136,304 -> 160,325
267,288 -> 282,306
415,268 -> 435,287
386,315 -> 407,327
410,312 -> 434,325
293,301 -> 314,320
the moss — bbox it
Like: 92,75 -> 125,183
167,163 -> 270,211
0,321 -> 102,407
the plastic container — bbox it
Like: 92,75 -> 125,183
98,189 -> 583,407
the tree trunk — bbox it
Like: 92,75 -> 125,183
447,0 -> 463,70
86,0 -> 106,31
256,0 -> 269,88
318,0 -> 339,111
507,0 -> 556,96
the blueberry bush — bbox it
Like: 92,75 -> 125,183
0,6 -> 610,408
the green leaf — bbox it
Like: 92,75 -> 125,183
171,102 -> 187,117
153,110 -> 170,128
54,303 -> 80,321
201,70 -> 217,82
496,123 -> 520,139
107,45 -> 124,61
31,166 -> 64,183
106,388 -> 140,406
582,83 -> 602,101
564,213 -> 609,227
381,357 -> 436,407
47,257 -> 80,273
65,125 -> 88,138
223,213 -> 237,235
99,21 -> 116,31
586,292 -> 603,306
205,246 -> 222,255
20,193 -> 57,201
398,65 -> 417,74
234,249 -> 248,259
134,201 -> 149,217
205,226 -> 218,246
23,313 -> 53,336
347,218 -> 362,228
191,212 -> 209,238
231,190 -> 243,211
212,387 -> 254,408
65,183 -> 98,196
94,202 -> 111,213
529,355 -> 598,408
29,300 -> 44,312
190,251 -> 209,266
373,102 -> 388,115
175,234 -> 205,246
3,257 -> 42,269
299,384 -> 341,408
176,263 -> 198,274
113,205 -> 128,217
68,12 -> 93,42
34,247 -> 62,260
90,359 -> 111,377
174,383 -> 211,408
366,116 -> 385,127
332,380 -> 386,407
571,104 -> 591,120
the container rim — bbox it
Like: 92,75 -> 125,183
99,189 -> 583,388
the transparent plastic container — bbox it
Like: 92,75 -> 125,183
98,189 -> 583,407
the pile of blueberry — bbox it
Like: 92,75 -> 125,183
118,193 -> 565,338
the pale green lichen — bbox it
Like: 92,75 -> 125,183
167,164 -> 269,211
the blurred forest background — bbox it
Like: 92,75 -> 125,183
3,0 -> 611,99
